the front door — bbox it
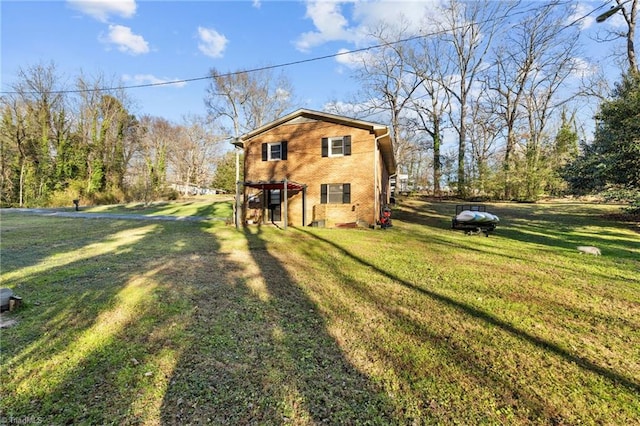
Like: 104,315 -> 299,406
268,189 -> 281,222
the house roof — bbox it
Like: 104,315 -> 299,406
234,108 -> 396,174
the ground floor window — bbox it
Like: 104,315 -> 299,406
321,183 -> 351,204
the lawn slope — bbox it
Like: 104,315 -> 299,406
1,198 -> 638,424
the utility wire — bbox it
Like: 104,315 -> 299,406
1,0 -> 610,96
0,32 -> 438,96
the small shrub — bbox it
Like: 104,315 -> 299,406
161,188 -> 179,201
602,186 -> 640,214
47,191 -> 77,208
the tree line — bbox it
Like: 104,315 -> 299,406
0,66 -> 230,207
1,0 -> 638,210
328,0 -> 638,205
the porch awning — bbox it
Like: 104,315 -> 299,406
238,180 -> 307,229
244,180 -> 306,192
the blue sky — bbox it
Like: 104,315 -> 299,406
1,0 -> 632,125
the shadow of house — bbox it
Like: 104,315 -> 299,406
158,227 -> 396,424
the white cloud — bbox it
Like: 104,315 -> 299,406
334,47 -> 372,68
351,0 -> 438,34
67,0 -> 137,22
197,27 -> 228,58
571,57 -> 599,78
568,3 -> 596,30
274,87 -> 291,102
101,24 -> 149,55
295,1 -> 359,52
295,0 -> 442,52
122,74 -> 187,88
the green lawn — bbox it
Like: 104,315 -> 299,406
82,195 -> 234,219
1,198 -> 638,425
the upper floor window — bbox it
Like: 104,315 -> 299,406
322,136 -> 351,157
262,141 -> 288,161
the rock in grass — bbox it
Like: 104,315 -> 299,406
577,246 -> 601,256
0,288 -> 13,312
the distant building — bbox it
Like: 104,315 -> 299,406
391,174 -> 409,194
170,183 -> 224,195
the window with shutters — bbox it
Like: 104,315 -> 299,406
322,136 -> 351,157
330,137 -> 344,156
321,183 -> 351,204
269,143 -> 281,160
261,141 -> 287,161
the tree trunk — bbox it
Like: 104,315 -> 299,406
19,161 -> 25,207
433,124 -> 442,196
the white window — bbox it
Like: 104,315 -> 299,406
269,143 -> 282,160
321,136 -> 351,157
262,141 -> 288,161
327,184 -> 344,203
329,137 -> 344,156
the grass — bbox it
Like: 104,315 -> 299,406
0,197 -> 638,425
82,195 -> 234,219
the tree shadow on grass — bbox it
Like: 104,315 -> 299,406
408,200 -> 638,254
1,214 -> 395,424
289,230 -> 559,421
395,199 -> 640,274
2,210 -> 637,424
159,225 -> 396,424
296,228 -> 640,398
0,218 -> 215,423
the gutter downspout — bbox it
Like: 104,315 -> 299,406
374,129 -> 390,226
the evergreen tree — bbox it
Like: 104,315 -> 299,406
564,72 -> 640,211
547,110 -> 579,196
211,150 -> 241,193
595,73 -> 640,187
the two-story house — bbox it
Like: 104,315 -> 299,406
234,109 -> 396,228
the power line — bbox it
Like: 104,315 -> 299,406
0,33 -> 434,96
1,0 -> 606,96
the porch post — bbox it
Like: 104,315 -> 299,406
302,185 -> 307,226
262,184 -> 267,224
283,179 -> 288,230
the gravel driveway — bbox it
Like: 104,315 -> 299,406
0,208 -> 221,222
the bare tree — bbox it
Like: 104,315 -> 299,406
2,62 -> 66,206
348,19 -> 425,177
204,67 -> 295,138
520,7 -> 581,200
132,116 -> 176,203
434,0 -> 513,197
74,72 -> 135,198
620,0 -> 639,72
407,33 -> 452,195
486,1 -> 580,199
0,95 -> 28,206
73,72 -> 105,194
468,87 -> 501,196
171,114 -> 224,195
595,0 -> 639,72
